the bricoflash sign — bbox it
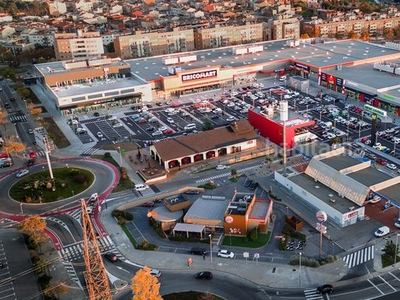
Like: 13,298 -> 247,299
181,70 -> 217,82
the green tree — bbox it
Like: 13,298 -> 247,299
203,118 -> 214,131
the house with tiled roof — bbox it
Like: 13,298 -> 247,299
149,120 -> 258,171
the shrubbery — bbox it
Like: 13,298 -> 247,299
289,254 -> 337,268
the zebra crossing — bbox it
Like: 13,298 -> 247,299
342,245 -> 374,268
304,289 -> 324,299
81,147 -> 100,156
9,114 -> 28,123
67,209 -> 82,221
59,235 -> 123,262
62,261 -> 83,290
195,164 -> 259,183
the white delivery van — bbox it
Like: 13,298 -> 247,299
374,226 -> 390,237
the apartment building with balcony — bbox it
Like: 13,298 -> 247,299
194,22 -> 264,50
53,30 -> 104,61
114,27 -> 195,59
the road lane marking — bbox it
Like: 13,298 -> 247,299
368,279 -> 385,295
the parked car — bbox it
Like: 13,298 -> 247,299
374,226 -> 390,237
184,190 -> 200,195
104,252 -> 118,262
195,271 -> 213,280
316,284 -> 333,294
166,117 -> 175,124
217,249 -> 235,259
146,127 -> 155,132
141,202 -> 154,207
16,169 -> 29,178
249,182 -> 259,190
190,247 -> 207,256
112,123 -> 123,128
152,130 -> 163,136
387,163 -> 397,170
97,132 -> 104,138
93,112 -> 100,117
163,128 -> 173,135
150,269 -> 161,277
244,180 -> 253,188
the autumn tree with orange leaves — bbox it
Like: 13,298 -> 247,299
18,215 -> 47,245
0,111 -> 6,132
27,103 -> 42,118
132,266 -> 162,300
4,135 -> 27,154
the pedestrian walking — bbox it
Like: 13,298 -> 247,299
203,254 -> 205,260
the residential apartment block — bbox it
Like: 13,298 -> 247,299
303,12 -> 400,38
114,27 -> 195,59
193,22 -> 264,50
54,30 -> 104,60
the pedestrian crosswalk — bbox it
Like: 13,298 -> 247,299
67,209 -> 82,221
81,147 -> 100,156
195,164 -> 259,183
304,289 -> 324,299
342,245 -> 374,268
62,261 -> 83,290
9,114 -> 28,123
59,236 -> 123,262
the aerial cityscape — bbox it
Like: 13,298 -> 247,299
2,0 -> 400,299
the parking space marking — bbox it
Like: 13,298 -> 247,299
378,275 -> 396,291
368,279 -> 385,295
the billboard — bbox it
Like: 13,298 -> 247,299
181,70 -> 218,82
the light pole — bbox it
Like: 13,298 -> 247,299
395,234 -> 400,265
117,146 -> 122,166
299,252 -> 302,287
20,203 -> 23,214
209,234 -> 213,263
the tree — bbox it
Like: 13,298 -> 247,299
132,266 -> 162,300
4,136 -> 27,154
231,168 -> 237,178
18,215 -> 47,245
198,292 -> 214,300
44,281 -> 69,299
28,103 -> 43,117
0,111 -> 7,131
360,30 -> 370,41
382,240 -> 398,261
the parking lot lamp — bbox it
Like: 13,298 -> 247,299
209,234 -> 213,263
20,203 -> 23,214
299,252 -> 302,287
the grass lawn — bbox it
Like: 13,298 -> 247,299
92,154 -> 134,192
10,168 -> 94,203
222,232 -> 271,248
163,291 -> 224,300
41,117 -> 70,149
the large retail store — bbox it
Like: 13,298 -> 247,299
33,39 -> 400,115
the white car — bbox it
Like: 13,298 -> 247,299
16,169 -> 29,178
152,130 -> 163,136
150,269 -> 161,277
368,196 -> 381,204
97,132 -> 104,138
374,226 -> 390,237
166,117 -> 175,124
226,116 -> 236,122
387,163 -> 397,170
372,143 -> 382,149
217,249 -> 235,259
216,165 -> 228,170
112,123 -> 123,128
135,183 -> 148,191
159,126 -> 167,132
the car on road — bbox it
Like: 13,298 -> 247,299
141,202 -> 154,207
150,269 -> 161,277
135,183 -> 149,191
97,132 -> 104,138
93,112 -> 100,117
226,116 -> 236,122
387,163 -> 397,170
104,252 -> 118,262
16,169 -> 29,178
316,284 -> 333,294
216,164 -> 228,170
375,158 -> 387,166
190,247 -> 207,255
217,249 -> 235,259
375,226 -> 390,237
26,159 -> 35,166
29,151 -> 36,159
195,271 -> 213,279
185,190 -> 200,195
137,118 -> 147,124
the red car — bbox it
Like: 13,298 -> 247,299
375,158 -> 387,165
29,151 -> 36,159
163,129 -> 173,135
137,118 -> 147,124
0,152 -> 9,159
170,102 -> 180,108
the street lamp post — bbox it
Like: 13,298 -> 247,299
395,234 -> 400,265
20,203 -> 23,214
117,146 -> 122,166
209,234 -> 213,263
299,252 -> 302,287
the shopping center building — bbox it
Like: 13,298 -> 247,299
33,39 -> 400,116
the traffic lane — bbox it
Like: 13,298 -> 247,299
56,214 -> 84,242
45,218 -> 78,246
0,158 -> 117,215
